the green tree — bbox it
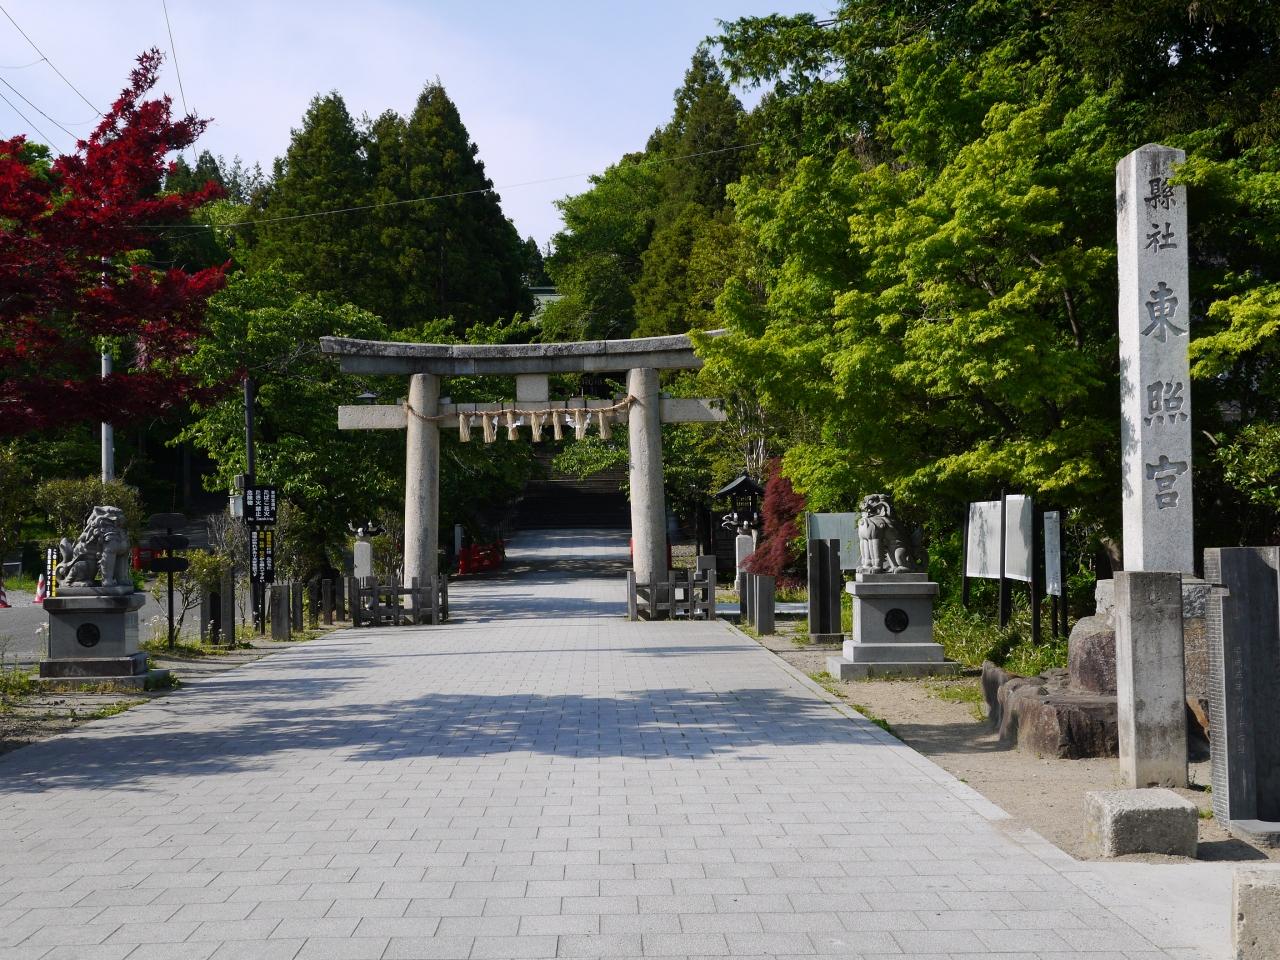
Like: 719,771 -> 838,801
647,48 -> 747,211
33,477 -> 145,542
176,268 -> 399,576
368,83 -> 532,332
250,93 -> 378,309
700,0 -> 1280,552
542,159 -> 662,341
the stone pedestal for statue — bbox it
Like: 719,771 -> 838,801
40,588 -> 149,686
827,573 -> 958,680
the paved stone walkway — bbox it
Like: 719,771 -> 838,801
0,531 -> 1210,958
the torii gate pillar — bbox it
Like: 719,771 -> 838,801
405,373 -> 440,586
628,367 -> 666,588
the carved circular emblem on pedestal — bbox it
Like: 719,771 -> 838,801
76,623 -> 101,648
884,608 -> 909,634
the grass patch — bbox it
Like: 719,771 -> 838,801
806,670 -> 842,697
0,666 -> 36,701
145,672 -> 181,691
2,572 -> 39,592
790,633 -> 813,648
925,678 -> 983,703
141,637 -> 248,658
84,700 -> 145,720
934,602 -> 1068,676
850,704 -> 896,736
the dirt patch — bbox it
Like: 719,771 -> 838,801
752,624 -> 1277,864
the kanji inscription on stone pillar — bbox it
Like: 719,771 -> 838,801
1118,143 -> 1193,573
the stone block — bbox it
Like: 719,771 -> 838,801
1095,577 -> 1209,702
1114,571 -> 1187,788
39,652 -> 147,678
1083,788 -> 1197,858
980,661 -> 1019,727
1067,615 -> 1116,694
1233,870 -> 1280,960
990,668 -> 1119,759
825,656 -> 959,681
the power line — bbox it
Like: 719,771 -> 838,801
160,0 -> 189,115
0,56 -> 43,69
0,74 -> 77,142
0,2 -> 100,115
160,0 -> 195,165
0,84 -> 58,148
142,139 -> 770,232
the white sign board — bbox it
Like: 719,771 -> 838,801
965,501 -> 1002,579
807,513 -> 860,570
1044,511 -> 1063,597
1004,495 -> 1034,583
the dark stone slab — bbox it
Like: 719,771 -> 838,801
1205,547 -> 1280,828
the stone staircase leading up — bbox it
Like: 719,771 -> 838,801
516,452 -> 629,530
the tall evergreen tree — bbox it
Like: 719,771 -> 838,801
369,83 -> 531,332
249,93 -> 377,308
647,48 -> 747,212
632,51 -> 749,336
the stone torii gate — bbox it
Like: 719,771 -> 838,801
320,332 -> 725,606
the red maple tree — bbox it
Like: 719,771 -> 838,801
745,458 -> 807,580
0,48 -> 225,437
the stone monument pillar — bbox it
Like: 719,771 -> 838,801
1113,143 -> 1195,780
627,367 -> 666,593
827,495 -> 957,680
1118,143 -> 1193,574
39,506 -> 155,689
734,530 -> 754,594
404,373 -> 440,588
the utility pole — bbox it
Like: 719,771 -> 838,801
100,257 -> 113,483
244,377 -> 262,632
101,350 -> 114,482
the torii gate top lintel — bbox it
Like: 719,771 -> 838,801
319,329 -> 724,376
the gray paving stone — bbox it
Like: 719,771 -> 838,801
0,531 -> 1198,959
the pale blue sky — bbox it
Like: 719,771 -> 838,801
0,1 -> 828,245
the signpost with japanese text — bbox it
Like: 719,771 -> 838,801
250,528 -> 275,584
243,485 -> 278,526
1117,144 -> 1193,574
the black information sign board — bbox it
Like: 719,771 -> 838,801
250,528 -> 276,583
244,485 -> 278,526
45,546 -> 57,597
